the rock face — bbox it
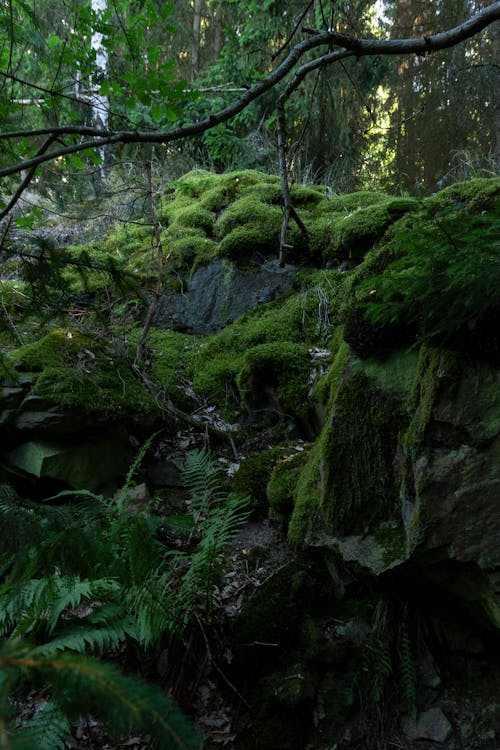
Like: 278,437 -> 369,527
289,346 -> 500,629
154,258 -> 297,333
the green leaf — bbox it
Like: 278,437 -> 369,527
47,35 -> 61,49
151,102 -> 163,122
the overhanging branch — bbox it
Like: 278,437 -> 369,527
0,2 -> 498,220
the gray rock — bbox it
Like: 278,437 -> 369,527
402,707 -> 452,744
155,258 -> 297,333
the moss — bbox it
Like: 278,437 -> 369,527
237,342 -> 311,423
186,274 -> 344,416
267,450 -> 309,520
402,345 -> 461,458
214,195 -> 281,239
322,191 -> 389,212
167,204 -> 214,233
424,176 -> 499,214
231,447 -> 282,510
8,328 -> 89,370
372,523 -> 407,567
306,194 -> 418,265
8,329 -> 156,417
148,328 -> 197,410
287,435 -> 325,545
288,338 -> 349,544
289,354 -> 404,544
350,350 -> 419,395
168,235 -> 218,273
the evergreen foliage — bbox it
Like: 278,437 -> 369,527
0,445 -> 249,747
357,180 -> 500,349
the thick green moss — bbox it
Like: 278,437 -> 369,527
9,328 -> 88,370
289,358 -> 404,544
167,204 -> 214,233
231,447 -> 282,510
214,195 -> 282,239
267,450 -> 309,520
288,339 -> 348,544
147,328 -> 197,410
424,176 -> 499,213
237,342 -> 311,423
185,275 -> 343,418
8,329 -> 156,417
167,235 -> 218,274
218,224 -> 280,261
307,196 -> 418,264
402,346 -> 460,458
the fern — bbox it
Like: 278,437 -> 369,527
365,636 -> 392,702
12,701 -> 71,750
36,604 -> 137,656
0,445 -> 249,746
0,576 -> 121,639
117,429 -> 163,511
182,448 -> 227,527
0,640 -> 200,750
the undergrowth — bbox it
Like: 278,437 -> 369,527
0,442 -> 249,749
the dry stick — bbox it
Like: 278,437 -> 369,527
276,52 -> 352,263
194,613 -> 250,708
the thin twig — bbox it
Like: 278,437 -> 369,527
194,613 -> 250,707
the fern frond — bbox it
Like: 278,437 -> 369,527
171,494 -> 250,628
183,448 -> 226,521
0,576 -> 121,639
117,430 -> 162,510
37,605 -> 137,656
11,701 -> 70,750
128,570 -> 177,646
0,641 -> 200,750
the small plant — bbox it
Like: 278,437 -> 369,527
0,443 -> 249,748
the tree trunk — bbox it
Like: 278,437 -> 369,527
191,0 -> 202,83
91,0 -> 108,130
213,0 -> 223,63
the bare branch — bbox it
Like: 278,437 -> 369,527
0,2 -> 498,215
0,135 -> 59,223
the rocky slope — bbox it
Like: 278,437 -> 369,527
0,172 -> 499,749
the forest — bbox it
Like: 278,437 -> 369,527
0,1 -> 500,749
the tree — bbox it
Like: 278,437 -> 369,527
0,0 -> 499,228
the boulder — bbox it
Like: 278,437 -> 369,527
154,258 -> 297,334
288,346 -> 500,628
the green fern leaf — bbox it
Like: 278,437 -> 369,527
12,701 -> 70,750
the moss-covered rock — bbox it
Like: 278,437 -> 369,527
267,449 -> 309,521
8,329 -> 156,418
237,342 -> 311,424
231,447 -> 282,513
344,177 -> 500,359
180,276 -> 341,418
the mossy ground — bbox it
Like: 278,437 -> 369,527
7,328 -> 156,417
